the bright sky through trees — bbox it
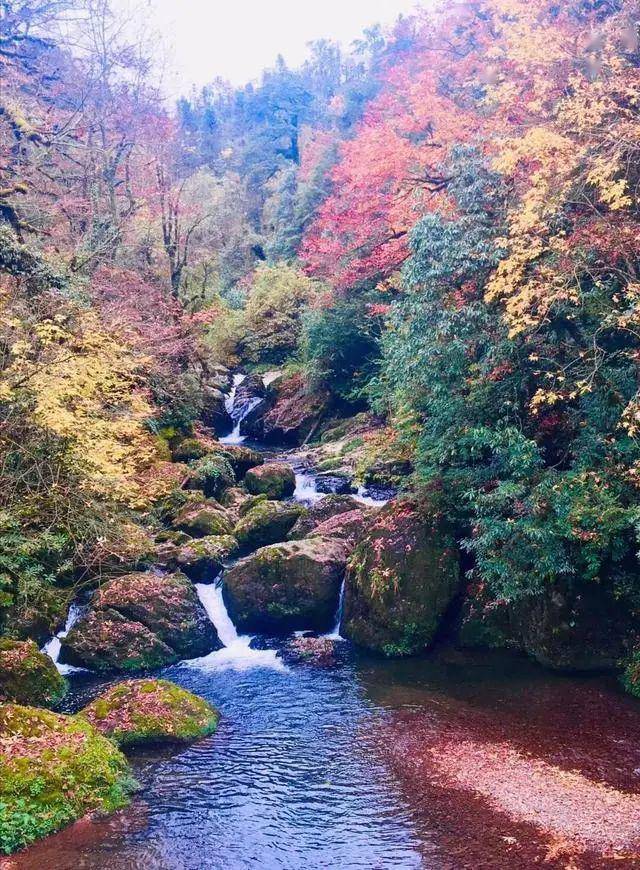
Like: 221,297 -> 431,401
116,0 -> 421,93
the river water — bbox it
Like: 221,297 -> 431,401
16,379 -> 640,870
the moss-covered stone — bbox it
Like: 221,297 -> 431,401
0,704 -> 134,855
160,535 -> 238,581
185,454 -> 235,499
81,679 -> 219,747
308,509 -> 369,545
2,583 -> 72,646
287,494 -> 360,540
212,444 -> 264,478
224,537 -> 350,633
61,572 -> 219,672
171,436 -> 211,463
0,639 -> 66,707
234,501 -> 305,552
172,500 -> 234,538
61,608 -> 177,673
244,463 -> 296,499
343,500 -> 460,656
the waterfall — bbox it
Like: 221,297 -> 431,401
220,373 -> 265,446
293,470 -> 324,505
325,576 -> 347,641
182,579 -> 286,672
41,602 -> 86,675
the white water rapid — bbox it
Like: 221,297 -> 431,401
182,580 -> 286,672
220,373 -> 248,445
41,602 -> 86,674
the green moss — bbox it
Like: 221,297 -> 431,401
187,455 -> 235,499
0,704 -> 135,854
0,640 -> 67,708
234,501 -> 304,551
621,650 -> 640,698
80,679 -> 219,747
244,463 -> 296,499
172,437 -> 210,463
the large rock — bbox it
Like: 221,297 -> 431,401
309,509 -> 369,546
172,500 -> 234,538
234,500 -> 305,552
458,579 -> 640,672
184,454 -> 235,499
157,535 -> 238,581
60,609 -> 176,672
0,639 -> 66,708
261,373 -> 329,444
0,704 -> 133,854
244,462 -> 296,499
224,537 -> 350,634
343,501 -> 460,656
61,572 -> 219,672
213,444 -> 264,478
81,679 -> 219,747
288,494 -> 361,539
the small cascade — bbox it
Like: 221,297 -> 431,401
325,576 -> 347,641
353,485 -> 391,508
182,580 -> 285,672
262,370 -> 282,387
293,470 -> 324,505
220,373 -> 247,445
41,603 -> 86,675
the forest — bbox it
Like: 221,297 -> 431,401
2,0 -> 640,866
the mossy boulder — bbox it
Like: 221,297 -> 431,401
171,436 -> 210,463
0,639 -> 66,708
172,500 -> 234,538
244,462 -> 296,499
309,509 -> 369,546
343,500 -> 460,656
224,537 -> 350,634
60,608 -> 177,673
220,487 -> 268,522
288,494 -> 361,540
61,572 -> 219,672
185,454 -> 235,499
283,635 -> 339,668
158,535 -> 238,581
234,501 -> 305,552
81,679 -> 219,747
213,444 -> 264,478
0,704 -> 134,855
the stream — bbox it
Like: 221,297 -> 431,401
22,376 -> 640,870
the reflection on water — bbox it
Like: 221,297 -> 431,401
11,646 -> 640,870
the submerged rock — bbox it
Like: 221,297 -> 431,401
81,679 -> 219,747
224,537 -> 350,634
234,500 -> 305,552
0,703 -> 134,854
343,500 -> 460,656
314,471 -> 355,495
0,639 -> 66,708
61,572 -> 219,672
283,635 -> 340,668
244,462 -> 296,499
287,494 -> 361,539
172,500 -> 234,538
